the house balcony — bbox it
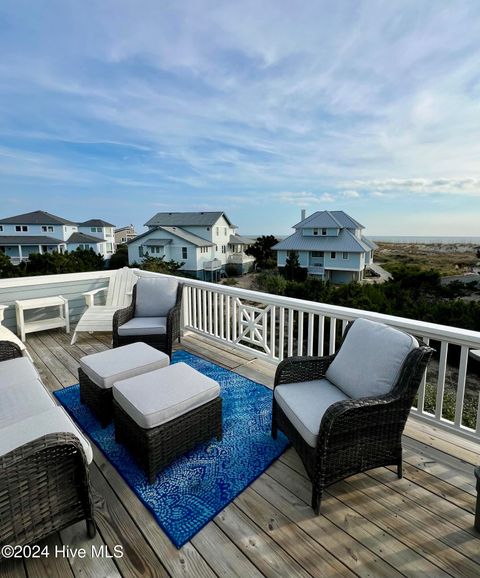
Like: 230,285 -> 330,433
203,258 -> 222,271
307,265 -> 324,276
0,269 -> 479,577
227,253 -> 255,264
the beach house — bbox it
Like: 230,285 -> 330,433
127,211 -> 254,279
0,210 -> 116,262
273,210 -> 377,283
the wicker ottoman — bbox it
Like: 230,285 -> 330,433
112,362 -> 222,483
79,343 -> 169,427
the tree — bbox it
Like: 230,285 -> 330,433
0,252 -> 20,278
138,254 -> 184,275
245,235 -> 278,269
283,251 -> 303,281
109,244 -> 129,269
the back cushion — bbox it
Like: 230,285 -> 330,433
325,318 -> 418,399
135,277 -> 179,318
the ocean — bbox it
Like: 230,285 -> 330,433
370,236 -> 480,245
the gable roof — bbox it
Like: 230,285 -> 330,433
79,219 -> 115,227
67,232 -> 105,244
229,234 -> 252,245
0,210 -> 76,226
272,228 -> 372,253
144,211 -> 232,228
293,210 -> 364,230
0,235 -> 64,245
128,226 -> 214,247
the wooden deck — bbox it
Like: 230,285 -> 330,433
2,329 -> 480,578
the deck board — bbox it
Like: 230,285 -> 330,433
2,329 -> 479,578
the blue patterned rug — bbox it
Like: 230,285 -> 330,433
54,350 -> 288,548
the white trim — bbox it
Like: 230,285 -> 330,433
0,270 -> 114,289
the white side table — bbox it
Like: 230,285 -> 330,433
15,296 -> 70,342
0,305 -> 33,359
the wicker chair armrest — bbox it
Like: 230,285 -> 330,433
0,340 -> 23,362
274,354 -> 337,388
0,432 -> 90,469
113,302 -> 135,333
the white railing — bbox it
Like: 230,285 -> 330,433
135,269 -> 480,443
1,268 -> 479,443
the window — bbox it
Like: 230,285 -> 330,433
91,227 -> 102,233
207,227 -> 210,231
222,245 -> 226,253
331,251 -> 336,259
313,228 -> 319,236
15,225 -> 28,232
42,226 -> 54,232
182,247 -> 188,259
0,226 -> 3,232
216,227 -> 219,236
321,228 -> 327,236
224,227 -> 227,236
343,252 -> 349,259
139,246 -> 144,258
148,246 -> 161,254
78,244 -> 91,250
106,243 -> 113,253
201,246 -> 208,254
311,251 -> 324,257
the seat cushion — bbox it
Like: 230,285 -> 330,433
0,406 -> 93,463
79,342 -> 169,389
326,318 -> 419,399
0,357 -> 41,391
274,378 -> 349,448
135,277 -> 179,318
117,317 -> 167,337
113,362 -> 220,429
0,379 -> 56,429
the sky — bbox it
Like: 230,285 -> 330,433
1,0 -> 480,237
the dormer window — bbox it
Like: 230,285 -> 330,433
15,225 -> 28,232
321,228 -> 327,236
313,228 -> 319,236
42,226 -> 54,233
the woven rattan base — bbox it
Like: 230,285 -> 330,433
79,367 -> 113,427
114,396 -> 222,483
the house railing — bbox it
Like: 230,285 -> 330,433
135,269 -> 480,443
1,268 -> 480,443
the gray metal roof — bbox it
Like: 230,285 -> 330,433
79,219 -> 115,227
0,210 -> 76,226
140,238 -> 172,247
272,229 -> 371,253
0,235 -> 64,245
229,234 -> 251,245
67,232 -> 104,244
361,236 -> 378,250
293,210 -> 364,230
144,211 -> 232,227
158,226 -> 214,247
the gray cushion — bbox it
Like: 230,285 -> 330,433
117,317 -> 167,337
0,379 -> 56,429
135,277 -> 179,317
326,318 -> 419,399
0,407 -> 93,463
80,342 -> 169,389
0,357 -> 41,391
274,378 -> 349,447
113,362 -> 220,429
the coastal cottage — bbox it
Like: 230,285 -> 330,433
273,210 -> 377,283
127,211 -> 254,280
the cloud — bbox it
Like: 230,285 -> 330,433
349,177 -> 480,195
339,189 -> 360,198
271,191 -> 335,206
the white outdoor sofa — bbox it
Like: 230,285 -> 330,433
0,340 -> 96,558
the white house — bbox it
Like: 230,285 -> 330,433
273,210 -> 377,283
128,211 -> 254,280
0,211 -> 116,262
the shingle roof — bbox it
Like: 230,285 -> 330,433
67,232 -> 104,244
272,229 -> 372,253
159,226 -> 214,247
0,235 -> 64,245
79,219 -> 115,227
0,210 -> 76,226
293,210 -> 364,230
140,238 -> 172,247
144,211 -> 232,227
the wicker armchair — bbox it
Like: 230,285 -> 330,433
0,341 -> 95,559
113,277 -> 183,358
272,319 -> 434,514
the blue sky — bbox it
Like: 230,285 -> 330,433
1,1 -> 480,237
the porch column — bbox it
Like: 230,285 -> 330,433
38,245 -> 43,254
18,245 -> 22,260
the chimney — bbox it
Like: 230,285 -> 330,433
301,209 -> 306,221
